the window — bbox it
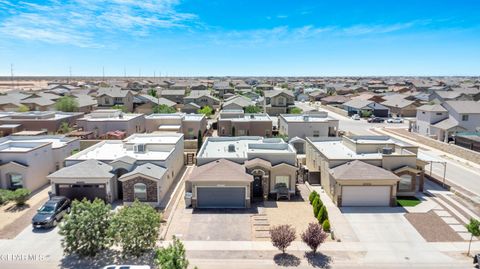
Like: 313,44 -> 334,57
398,175 -> 413,192
134,183 -> 147,201
275,176 -> 290,188
134,144 -> 145,153
238,129 -> 245,135
9,174 -> 23,190
313,130 -> 320,137
436,112 -> 443,115
462,114 -> 469,121
188,128 -> 194,137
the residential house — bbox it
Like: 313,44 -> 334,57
413,101 -> 480,142
76,109 -> 145,138
145,113 -> 207,139
305,135 -> 426,207
187,136 -> 298,208
213,81 -> 234,98
159,89 -> 185,105
134,94 -> 176,114
0,111 -> 83,134
0,135 -> 80,192
183,90 -> 220,109
222,96 -> 255,111
48,133 -> 184,206
96,87 -> 134,112
71,94 -> 98,113
381,97 -> 419,117
218,110 -> 273,137
320,95 -> 351,106
342,99 -> 389,117
263,89 -> 295,116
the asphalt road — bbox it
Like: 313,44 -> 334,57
296,101 -> 480,199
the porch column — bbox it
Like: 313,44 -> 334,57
263,175 -> 269,200
419,171 -> 425,192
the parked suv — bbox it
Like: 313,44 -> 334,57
32,196 -> 71,229
367,117 -> 385,123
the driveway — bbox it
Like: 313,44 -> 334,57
165,197 -> 255,241
342,207 -> 459,265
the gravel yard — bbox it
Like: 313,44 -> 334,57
405,210 -> 463,242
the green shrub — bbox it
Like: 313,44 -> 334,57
10,188 -> 31,206
0,189 -> 13,204
308,191 -> 318,204
316,197 -> 323,208
317,205 -> 328,224
312,197 -> 320,216
322,219 -> 331,232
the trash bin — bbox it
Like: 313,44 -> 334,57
184,192 -> 192,208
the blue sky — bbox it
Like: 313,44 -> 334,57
0,0 -> 479,76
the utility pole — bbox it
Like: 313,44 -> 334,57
102,66 -> 105,81
68,66 -> 72,83
124,66 -> 126,79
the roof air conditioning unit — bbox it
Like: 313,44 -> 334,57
382,147 -> 393,155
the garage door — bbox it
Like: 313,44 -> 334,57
56,184 -> 107,201
197,187 -> 246,208
341,186 -> 390,206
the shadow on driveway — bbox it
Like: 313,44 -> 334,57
340,206 -> 407,214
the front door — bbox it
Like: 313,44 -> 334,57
253,176 -> 263,197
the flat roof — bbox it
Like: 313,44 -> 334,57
309,139 -> 383,160
0,135 -> 76,149
79,113 -> 143,121
280,114 -> 337,122
197,136 -> 294,159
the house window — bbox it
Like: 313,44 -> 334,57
313,130 -> 320,137
9,174 -> 23,190
134,183 -> 147,201
462,114 -> 469,121
238,129 -> 245,136
398,174 -> 413,192
188,128 -> 194,138
104,98 -> 110,105
134,144 -> 145,153
275,176 -> 290,188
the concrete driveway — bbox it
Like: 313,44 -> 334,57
165,197 -> 254,241
342,207 -> 459,266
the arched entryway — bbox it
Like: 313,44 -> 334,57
251,169 -> 266,198
114,168 -> 129,200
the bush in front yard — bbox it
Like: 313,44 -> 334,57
317,205 -> 328,224
59,198 -> 113,257
0,189 -> 13,205
312,197 -> 320,216
110,200 -> 162,257
10,188 -> 31,206
309,191 -> 319,204
322,219 -> 331,232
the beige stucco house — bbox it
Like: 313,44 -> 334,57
305,135 -> 426,207
76,109 -> 145,138
218,110 -> 273,137
0,135 -> 80,192
145,113 -> 207,139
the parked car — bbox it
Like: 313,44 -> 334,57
367,117 -> 385,123
32,196 -> 71,229
387,117 -> 404,123
103,264 -> 150,269
351,114 -> 360,120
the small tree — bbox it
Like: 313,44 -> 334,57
111,200 -> 162,257
10,188 -> 31,206
59,198 -> 113,257
289,107 -> 302,114
244,105 -> 261,113
322,219 -> 331,232
57,121 -> 73,134
55,96 -> 79,112
301,222 -> 327,254
17,104 -> 29,112
155,236 -> 189,269
317,205 -> 328,224
270,225 -> 296,254
153,104 -> 176,113
148,88 -> 157,97
197,105 -> 213,117
0,189 -> 13,205
466,218 -> 480,256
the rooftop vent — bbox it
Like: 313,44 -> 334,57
228,144 -> 236,152
382,147 -> 393,155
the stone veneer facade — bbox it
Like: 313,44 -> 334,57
122,176 -> 158,203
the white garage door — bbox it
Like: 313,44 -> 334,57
341,186 -> 391,207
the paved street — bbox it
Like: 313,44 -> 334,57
296,101 -> 480,199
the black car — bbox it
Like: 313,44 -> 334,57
367,117 -> 385,123
32,196 -> 71,229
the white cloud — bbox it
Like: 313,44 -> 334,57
0,0 -> 196,47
